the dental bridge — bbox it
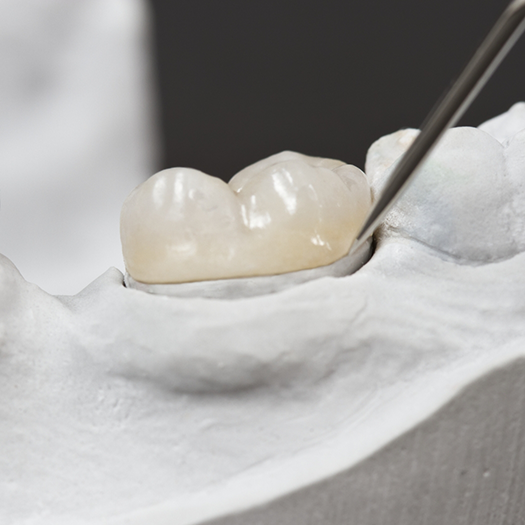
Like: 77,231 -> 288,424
123,0 -> 525,300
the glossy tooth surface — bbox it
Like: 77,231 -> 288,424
121,151 -> 371,283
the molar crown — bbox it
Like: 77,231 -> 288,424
120,151 -> 372,286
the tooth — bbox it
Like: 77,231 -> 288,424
365,129 -> 419,198
120,151 -> 372,284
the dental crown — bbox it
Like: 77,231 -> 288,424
120,151 -> 372,284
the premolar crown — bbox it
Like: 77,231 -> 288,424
120,151 -> 372,284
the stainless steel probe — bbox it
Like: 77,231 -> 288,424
354,0 -> 525,247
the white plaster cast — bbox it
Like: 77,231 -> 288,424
366,125 -> 525,262
1,105 -> 525,525
478,101 -> 525,144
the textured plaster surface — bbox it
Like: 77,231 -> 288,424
1,105 -> 525,524
205,357 -> 525,525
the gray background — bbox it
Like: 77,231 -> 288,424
149,0 -> 525,181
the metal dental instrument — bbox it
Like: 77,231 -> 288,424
354,0 -> 525,248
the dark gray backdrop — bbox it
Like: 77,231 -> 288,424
150,0 -> 525,181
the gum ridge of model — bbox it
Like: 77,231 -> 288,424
120,151 -> 372,284
1,104 -> 525,525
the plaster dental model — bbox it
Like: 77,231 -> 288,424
1,104 -> 525,525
